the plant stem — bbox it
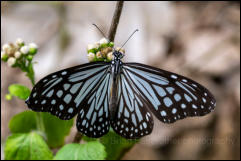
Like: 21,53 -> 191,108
108,1 -> 124,42
73,132 -> 83,143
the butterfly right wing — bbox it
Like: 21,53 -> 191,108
26,62 -> 111,121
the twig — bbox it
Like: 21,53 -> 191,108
72,1 -> 124,144
73,132 -> 83,143
108,1 -> 124,42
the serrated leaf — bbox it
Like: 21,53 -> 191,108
42,112 -> 74,148
4,132 -> 53,160
100,130 -> 138,160
9,111 -> 37,133
54,141 -> 106,160
8,84 -> 31,100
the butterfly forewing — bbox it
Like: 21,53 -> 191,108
26,62 -> 111,121
123,63 -> 216,124
110,71 -> 154,139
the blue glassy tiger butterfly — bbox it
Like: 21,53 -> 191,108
26,27 -> 216,139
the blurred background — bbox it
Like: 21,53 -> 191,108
1,1 -> 240,160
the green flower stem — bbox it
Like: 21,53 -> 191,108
36,112 -> 45,134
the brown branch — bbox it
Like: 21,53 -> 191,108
73,132 -> 83,143
108,1 -> 124,42
72,1 -> 124,144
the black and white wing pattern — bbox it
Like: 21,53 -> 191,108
110,71 -> 154,139
76,69 -> 112,138
123,63 -> 216,124
26,62 -> 112,137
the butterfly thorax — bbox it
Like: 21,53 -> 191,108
109,50 -> 124,120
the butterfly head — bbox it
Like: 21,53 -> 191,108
113,50 -> 125,60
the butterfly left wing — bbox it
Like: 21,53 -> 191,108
123,63 -> 216,124
26,62 -> 111,121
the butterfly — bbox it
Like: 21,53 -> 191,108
25,48 -> 216,139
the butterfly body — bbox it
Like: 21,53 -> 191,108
26,50 -> 216,139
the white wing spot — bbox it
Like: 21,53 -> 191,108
41,100 -> 46,105
202,97 -> 206,103
172,108 -> 177,114
171,75 -> 178,79
182,79 -> 188,82
68,108 -> 74,113
61,71 -> 67,75
33,92 -> 37,98
181,104 -> 186,109
192,104 -> 198,109
161,110 -> 167,116
59,104 -> 64,110
174,93 -> 181,101
51,99 -> 56,105
57,90 -> 63,98
163,97 -> 173,107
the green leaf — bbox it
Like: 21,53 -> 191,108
42,112 -> 74,148
100,130 -> 138,160
54,141 -> 107,160
8,84 -> 31,100
9,111 -> 37,133
4,132 -> 53,160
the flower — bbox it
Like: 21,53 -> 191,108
87,44 -> 95,51
7,57 -> 16,67
87,52 -> 95,62
116,47 -> 125,54
2,44 -> 10,52
107,52 -> 113,61
96,51 -> 102,59
29,43 -> 38,55
1,51 -> 8,61
20,45 -> 29,54
14,51 -> 21,59
99,38 -> 109,45
29,43 -> 38,49
16,38 -> 24,46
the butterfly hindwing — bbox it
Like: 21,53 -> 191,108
110,71 -> 154,139
76,70 -> 112,138
123,63 -> 216,123
26,62 -> 111,121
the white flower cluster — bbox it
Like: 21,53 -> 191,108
1,38 -> 38,67
86,37 -> 125,62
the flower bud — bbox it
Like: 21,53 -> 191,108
116,47 -> 125,54
96,51 -> 103,59
99,38 -> 109,45
29,43 -> 38,55
27,55 -> 33,61
16,38 -> 24,47
107,52 -> 113,61
29,43 -> 38,49
20,45 -> 29,54
7,57 -> 16,67
2,44 -> 10,52
1,51 -> 8,61
87,44 -> 95,51
87,52 -> 95,62
14,51 -> 21,59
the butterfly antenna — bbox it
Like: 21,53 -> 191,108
119,29 -> 139,49
92,23 -> 107,38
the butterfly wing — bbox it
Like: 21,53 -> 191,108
123,63 -> 216,123
76,69 -> 112,138
110,71 -> 154,139
26,62 -> 111,122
